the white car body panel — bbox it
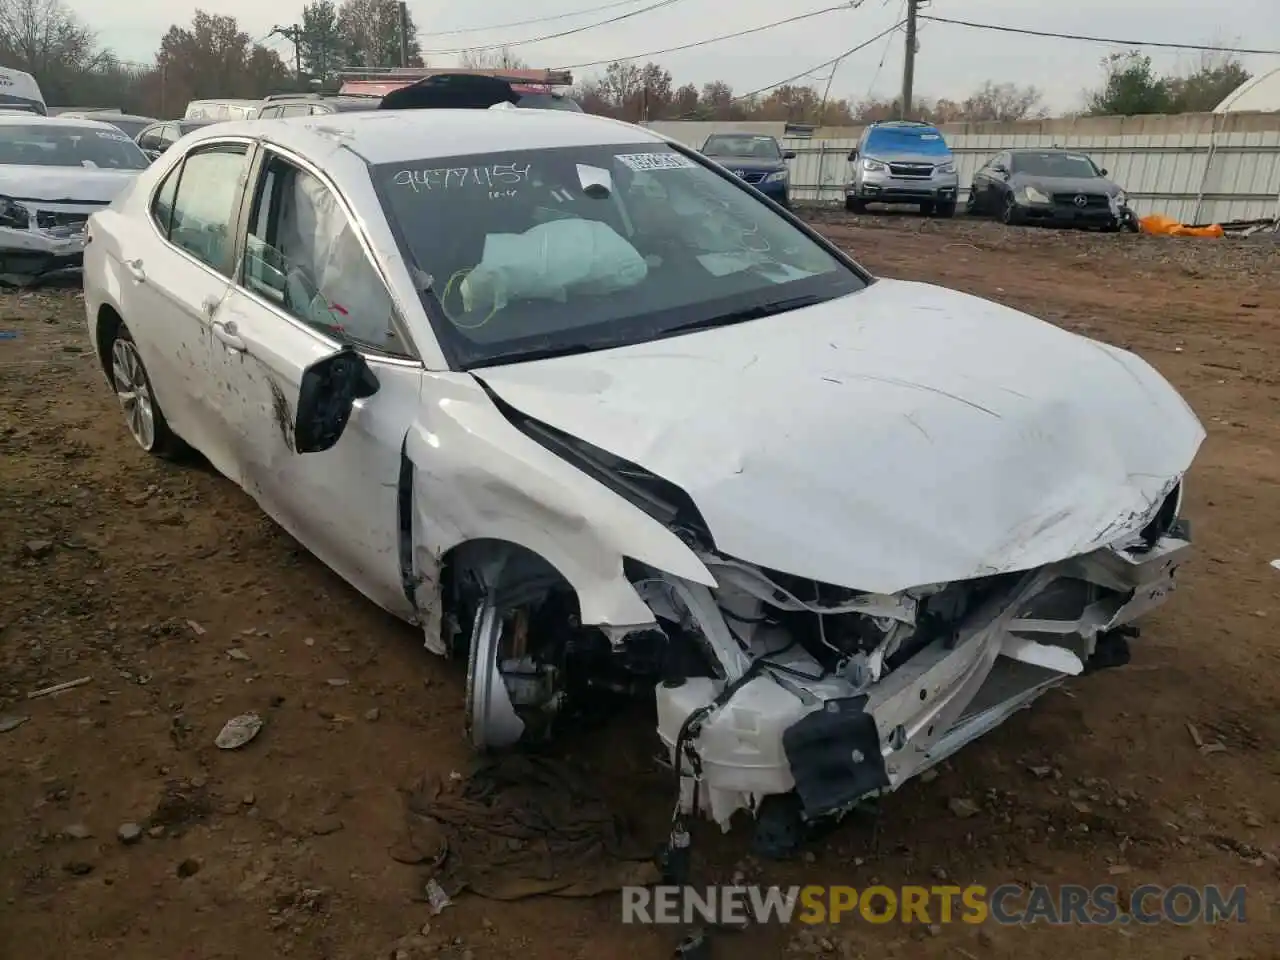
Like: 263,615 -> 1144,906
475,278 -> 1204,594
80,108 -> 1205,841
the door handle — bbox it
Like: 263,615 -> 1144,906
211,319 -> 245,352
124,258 -> 145,282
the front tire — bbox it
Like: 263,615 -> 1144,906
934,201 -> 956,218
845,196 -> 867,213
1000,193 -> 1022,226
107,325 -> 188,460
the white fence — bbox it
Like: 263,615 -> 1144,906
647,115 -> 1280,225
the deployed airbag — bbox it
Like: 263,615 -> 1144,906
460,219 -> 647,314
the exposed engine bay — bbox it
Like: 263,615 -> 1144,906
445,418 -> 1191,853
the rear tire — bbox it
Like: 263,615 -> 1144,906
106,325 -> 189,460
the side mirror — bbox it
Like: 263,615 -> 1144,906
294,346 -> 380,454
783,150 -> 796,160
1099,167 -> 1108,176
847,148 -> 858,161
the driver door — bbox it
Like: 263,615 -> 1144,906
209,148 -> 424,618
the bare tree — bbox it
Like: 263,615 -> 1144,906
458,46 -> 527,71
0,0 -> 104,101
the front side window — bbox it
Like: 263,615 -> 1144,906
1010,152 -> 1100,178
167,145 -> 250,273
0,123 -> 148,169
374,142 -> 864,369
242,153 -> 410,357
702,135 -> 781,160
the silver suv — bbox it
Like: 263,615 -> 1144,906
845,120 -> 959,217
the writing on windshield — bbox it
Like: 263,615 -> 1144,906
0,124 -> 148,169
374,142 -> 864,369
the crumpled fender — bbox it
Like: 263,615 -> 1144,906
405,372 -> 715,633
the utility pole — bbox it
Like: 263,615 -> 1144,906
900,0 -> 920,120
398,1 -> 409,68
270,24 -> 305,82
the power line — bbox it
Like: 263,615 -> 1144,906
670,20 -> 905,117
421,0 -> 652,37
864,0 -> 903,99
558,2 -> 866,70
732,21 -> 906,102
919,15 -> 1280,56
421,0 -> 687,56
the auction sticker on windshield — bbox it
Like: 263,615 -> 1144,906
617,152 -> 697,172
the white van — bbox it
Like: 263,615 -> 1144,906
182,99 -> 260,122
0,67 -> 47,115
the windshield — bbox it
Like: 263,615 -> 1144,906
1010,152 -> 1099,178
375,142 -> 863,369
864,127 -> 949,158
702,135 -> 782,160
0,124 -> 148,169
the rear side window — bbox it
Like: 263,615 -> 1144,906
151,166 -> 179,233
166,146 -> 250,274
258,105 -> 281,119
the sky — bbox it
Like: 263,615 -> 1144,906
73,0 -> 1280,112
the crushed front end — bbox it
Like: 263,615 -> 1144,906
641,482 -> 1191,843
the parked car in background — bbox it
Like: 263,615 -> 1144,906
966,148 -> 1133,230
135,119 -> 216,162
59,111 -> 157,140
845,120 -> 958,217
255,93 -> 380,118
0,115 -> 147,284
83,105 -> 1202,853
338,67 -> 583,112
0,67 -> 47,115
183,99 -> 260,121
698,132 -> 795,208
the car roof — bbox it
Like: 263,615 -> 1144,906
0,114 -> 128,130
78,113 -> 156,122
187,108 -> 657,166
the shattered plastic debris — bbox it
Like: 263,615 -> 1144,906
425,878 -> 452,915
214,712 -> 264,749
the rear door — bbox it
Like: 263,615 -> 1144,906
115,141 -> 255,478
208,147 -> 423,618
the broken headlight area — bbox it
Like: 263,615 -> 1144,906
0,197 -> 91,286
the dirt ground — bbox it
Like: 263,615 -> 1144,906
2,213 -> 1278,960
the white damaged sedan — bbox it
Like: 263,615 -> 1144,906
83,108 -> 1203,853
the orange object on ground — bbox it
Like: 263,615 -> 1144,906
1139,214 -> 1225,238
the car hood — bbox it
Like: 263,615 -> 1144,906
474,279 -> 1204,595
0,164 -> 140,204
1011,172 -> 1119,195
867,151 -> 950,165
706,156 -> 786,173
